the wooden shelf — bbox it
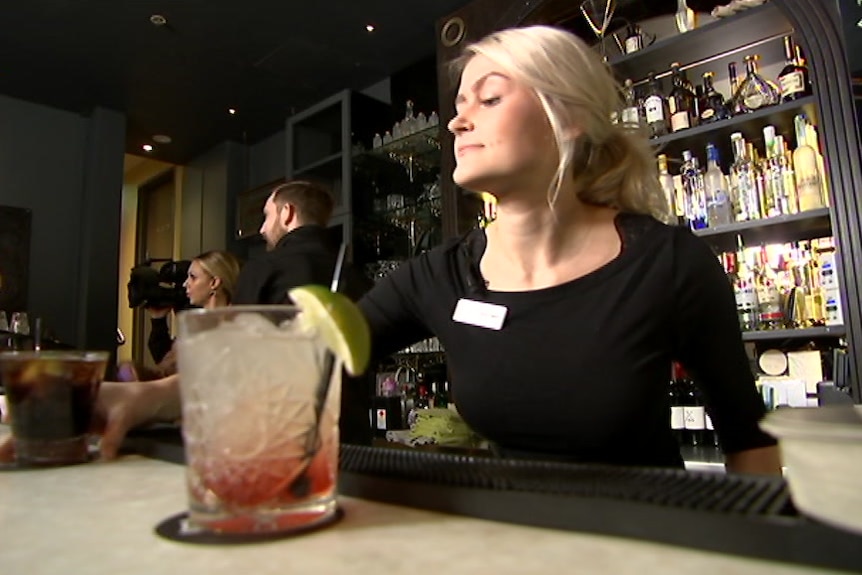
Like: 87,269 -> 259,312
741,325 -> 845,342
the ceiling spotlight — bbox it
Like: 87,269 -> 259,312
152,134 -> 172,144
228,108 -> 237,115
366,24 -> 375,32
142,144 -> 154,152
150,14 -> 167,26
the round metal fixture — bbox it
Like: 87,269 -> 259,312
150,14 -> 167,26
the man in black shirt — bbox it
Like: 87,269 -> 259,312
234,180 -> 373,444
233,180 -> 370,306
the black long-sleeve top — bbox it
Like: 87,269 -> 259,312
359,213 -> 776,467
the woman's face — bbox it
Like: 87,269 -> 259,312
448,54 -> 557,197
183,260 -> 214,307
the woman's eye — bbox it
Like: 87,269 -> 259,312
481,96 -> 501,106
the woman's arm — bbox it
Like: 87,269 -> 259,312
97,375 -> 182,460
671,228 -> 781,475
725,445 -> 782,475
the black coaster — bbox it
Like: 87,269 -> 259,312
0,451 -> 97,471
154,507 -> 344,545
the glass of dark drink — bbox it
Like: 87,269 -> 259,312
0,350 -> 108,465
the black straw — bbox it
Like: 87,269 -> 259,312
293,243 -> 348,496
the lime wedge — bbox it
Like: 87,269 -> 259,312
288,285 -> 371,376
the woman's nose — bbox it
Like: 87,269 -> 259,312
448,113 -> 472,135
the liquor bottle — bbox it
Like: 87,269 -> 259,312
620,79 -> 641,128
793,114 -> 826,211
755,247 -> 785,330
644,72 -> 669,138
760,126 -> 783,219
727,61 -> 743,116
777,136 -> 799,214
777,36 -> 812,103
624,23 -> 644,54
704,143 -> 732,227
433,380 -> 450,409
734,243 -> 760,332
733,55 -> 780,113
668,63 -> 695,132
681,369 -> 706,447
730,132 -> 760,221
669,363 -> 686,445
657,154 -> 680,223
699,72 -> 730,124
675,0 -> 697,33
681,150 -> 706,230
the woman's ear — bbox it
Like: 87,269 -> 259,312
210,276 -> 222,292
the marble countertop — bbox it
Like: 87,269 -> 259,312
0,454 -> 841,575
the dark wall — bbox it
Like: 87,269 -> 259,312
0,94 -> 124,350
391,54 -> 440,126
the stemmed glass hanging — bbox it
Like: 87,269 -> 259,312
580,0 -> 618,61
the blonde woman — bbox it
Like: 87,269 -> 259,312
359,26 -> 780,474
1,27 -> 781,471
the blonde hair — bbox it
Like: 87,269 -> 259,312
452,25 -> 669,221
194,250 -> 242,304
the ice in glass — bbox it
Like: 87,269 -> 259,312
177,305 -> 341,534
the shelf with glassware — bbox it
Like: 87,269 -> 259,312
351,118 -> 443,284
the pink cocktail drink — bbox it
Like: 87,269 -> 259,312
177,306 -> 341,534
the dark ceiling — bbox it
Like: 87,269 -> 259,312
0,0 -> 474,165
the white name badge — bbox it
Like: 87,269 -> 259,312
452,298 -> 508,330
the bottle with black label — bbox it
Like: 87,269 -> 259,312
668,62 -> 696,132
778,36 -> 812,103
699,72 -> 730,124
644,71 -> 669,138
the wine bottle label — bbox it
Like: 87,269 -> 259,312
779,71 -> 805,96
700,108 -> 716,120
684,406 -> 706,430
705,413 -> 715,431
670,111 -> 690,132
375,408 -> 387,430
671,406 -> 685,430
645,96 -> 664,123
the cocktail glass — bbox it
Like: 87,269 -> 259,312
580,0 -> 618,61
0,350 -> 108,465
176,305 -> 341,534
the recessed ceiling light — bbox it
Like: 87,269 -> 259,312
366,24 -> 375,32
142,144 -> 154,152
150,14 -> 167,26
152,134 -> 172,144
228,108 -> 237,115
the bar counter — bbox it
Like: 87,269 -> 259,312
0,452 -> 847,575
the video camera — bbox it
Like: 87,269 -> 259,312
127,259 -> 192,311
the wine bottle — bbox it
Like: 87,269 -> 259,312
670,363 -> 686,446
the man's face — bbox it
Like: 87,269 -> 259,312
259,192 -> 289,251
